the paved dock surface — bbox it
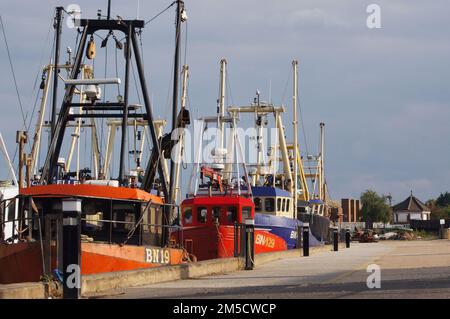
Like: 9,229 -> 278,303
99,240 -> 450,299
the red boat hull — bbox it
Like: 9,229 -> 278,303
218,225 -> 287,258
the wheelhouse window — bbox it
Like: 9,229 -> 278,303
212,207 -> 221,221
286,199 -> 290,211
242,206 -> 252,219
197,207 -> 207,223
112,203 -> 137,232
183,207 -> 193,225
282,198 -> 286,212
277,198 -> 282,211
226,206 -> 237,223
254,198 -> 262,212
265,198 -> 275,212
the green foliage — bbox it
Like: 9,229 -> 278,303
436,192 -> 450,207
430,206 -> 450,220
429,191 -> 450,220
360,189 -> 392,223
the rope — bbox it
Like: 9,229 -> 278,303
144,1 -> 176,25
0,16 -> 27,131
26,16 -> 54,134
121,199 -> 152,246
215,223 -> 230,257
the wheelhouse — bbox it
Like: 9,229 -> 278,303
252,186 -> 293,218
19,184 -> 166,246
181,196 -> 254,227
175,195 -> 254,261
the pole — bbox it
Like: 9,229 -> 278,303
169,0 -> 184,207
219,58 -> 227,149
303,222 -> 309,256
345,226 -> 351,248
131,33 -> 170,246
107,0 -> 111,20
292,60 -> 298,219
44,26 -> 88,184
319,122 -> 325,214
30,65 -> 52,175
51,7 -> 63,139
172,65 -> 189,204
244,218 -> 254,270
234,221 -> 239,257
119,23 -> 132,185
62,198 -> 81,299
333,226 -> 338,252
297,224 -> 301,251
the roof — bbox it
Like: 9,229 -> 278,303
182,195 -> 254,206
20,184 -> 163,204
251,186 -> 291,198
392,194 -> 429,212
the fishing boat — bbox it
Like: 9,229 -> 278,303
171,60 -> 288,261
224,61 -> 327,247
0,2 -> 190,284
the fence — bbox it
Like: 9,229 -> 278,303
410,219 -> 450,232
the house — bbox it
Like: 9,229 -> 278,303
392,192 -> 431,224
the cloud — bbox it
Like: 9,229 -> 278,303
0,0 -> 449,204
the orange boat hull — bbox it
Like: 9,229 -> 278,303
0,242 -> 185,284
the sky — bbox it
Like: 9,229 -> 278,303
0,0 -> 449,205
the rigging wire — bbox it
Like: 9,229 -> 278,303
144,1 -> 176,25
0,16 -> 28,131
225,67 -> 234,107
26,16 -> 55,133
296,66 -> 312,181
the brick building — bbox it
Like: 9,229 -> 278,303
341,198 -> 360,222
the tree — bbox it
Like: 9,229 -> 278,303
428,192 -> 450,220
436,192 -> 450,207
360,190 -> 392,223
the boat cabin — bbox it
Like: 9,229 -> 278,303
252,186 -> 293,218
175,195 -> 254,260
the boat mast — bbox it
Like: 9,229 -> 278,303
118,23 -> 132,185
292,60 -> 299,219
172,65 -> 189,203
169,0 -> 184,207
50,7 -> 63,139
30,65 -> 53,175
319,122 -> 325,215
218,59 -> 227,149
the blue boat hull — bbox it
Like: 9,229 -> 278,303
255,213 -> 322,248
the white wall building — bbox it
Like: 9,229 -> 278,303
392,192 -> 431,224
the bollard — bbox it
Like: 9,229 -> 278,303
62,198 -> 82,299
244,218 -> 255,270
303,223 -> 310,257
345,226 -> 351,248
333,227 -> 339,252
234,221 -> 239,257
